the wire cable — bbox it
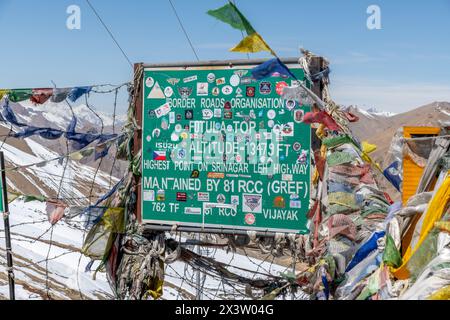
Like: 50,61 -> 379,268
167,0 -> 200,61
85,0 -> 133,68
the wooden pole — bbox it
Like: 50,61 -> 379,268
0,151 -> 15,300
133,63 -> 144,223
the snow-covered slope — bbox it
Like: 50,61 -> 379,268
1,199 -> 306,300
0,200 -> 113,300
0,125 -> 117,205
15,100 -> 127,130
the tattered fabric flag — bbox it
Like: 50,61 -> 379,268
1,100 -> 27,127
345,231 -> 386,273
383,234 -> 402,268
311,67 -> 331,82
0,89 -> 10,101
76,140 -> 113,164
383,161 -> 402,192
207,2 -> 275,55
83,178 -> 125,226
13,126 -> 64,140
46,200 -> 68,225
51,88 -> 71,103
303,111 -> 341,131
322,135 -> 353,149
328,214 -> 357,241
328,192 -> 357,207
8,89 -> 33,103
326,151 -> 356,167
68,86 -> 92,102
281,85 -> 314,106
345,112 -> 359,123
30,88 -> 54,105
65,115 -> 117,151
251,58 -> 297,80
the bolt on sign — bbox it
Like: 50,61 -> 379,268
141,59 -> 311,234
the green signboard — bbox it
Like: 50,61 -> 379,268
142,61 -> 311,234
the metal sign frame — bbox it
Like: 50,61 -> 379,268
136,58 -> 313,237
0,151 -> 15,300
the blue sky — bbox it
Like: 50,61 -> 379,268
1,0 -> 450,114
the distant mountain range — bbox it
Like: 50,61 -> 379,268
347,102 -> 450,164
347,102 -> 450,199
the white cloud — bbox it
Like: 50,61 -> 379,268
330,77 -> 450,113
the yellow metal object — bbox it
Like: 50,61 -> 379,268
402,127 -> 441,205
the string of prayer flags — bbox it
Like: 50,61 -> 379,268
207,2 -> 275,55
0,86 -> 93,104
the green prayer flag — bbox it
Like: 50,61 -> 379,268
207,2 -> 256,35
8,89 -> 33,103
383,234 -> 402,268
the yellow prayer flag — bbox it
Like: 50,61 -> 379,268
230,33 -> 275,55
362,141 -> 377,154
0,89 -> 10,100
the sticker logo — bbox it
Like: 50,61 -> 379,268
153,151 -> 167,161
167,78 -> 180,86
246,86 -> 256,97
191,170 -> 200,178
198,192 -> 210,202
156,190 -> 165,202
235,87 -> 243,98
208,172 -> 225,179
241,77 -> 254,85
294,110 -> 305,123
185,207 -> 201,215
145,77 -> 155,88
164,86 -> 174,98
143,190 -> 155,202
176,192 -> 187,202
276,82 -> 288,95
212,87 -> 220,96
202,109 -> 213,120
197,82 -> 209,96
230,74 -> 241,87
290,194 -> 302,209
216,77 -> 226,86
259,82 -> 272,95
293,142 -> 302,152
286,99 -> 296,111
281,123 -> 294,137
177,149 -> 187,160
214,108 -> 222,118
178,87 -> 193,99
231,196 -> 239,206
234,70 -> 249,77
243,194 -> 262,213
207,73 -> 216,83
183,75 -> 198,83
274,196 -> 286,208
245,213 -> 256,226
217,194 -> 226,204
154,102 -> 171,118
148,82 -> 165,99
222,85 -> 233,95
